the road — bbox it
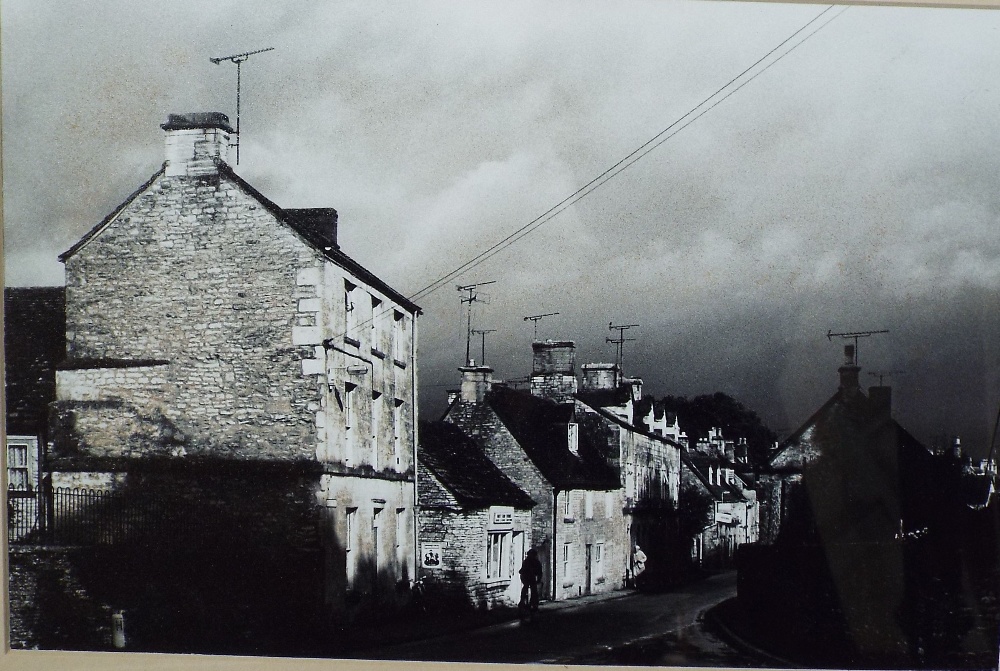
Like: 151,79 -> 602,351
366,571 -> 772,666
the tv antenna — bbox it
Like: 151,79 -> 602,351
607,322 -> 638,383
210,47 -> 275,164
826,329 -> 889,366
471,328 -> 497,366
457,281 -> 496,365
524,312 -> 559,340
868,370 -> 904,386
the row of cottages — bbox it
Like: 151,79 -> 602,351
422,340 -> 681,604
31,113 -> 420,646
632,396 -> 759,567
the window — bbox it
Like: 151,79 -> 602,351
344,281 -> 357,343
393,400 -> 403,467
567,422 -> 579,455
396,508 -> 406,567
585,491 -> 594,519
595,543 -> 605,577
371,392 -> 381,469
7,443 -> 31,490
563,543 -> 572,577
372,507 -> 383,573
563,491 -> 573,520
344,383 -> 356,464
370,295 -> 383,352
392,311 -> 405,362
346,507 -> 358,581
605,492 -> 614,519
487,532 -> 511,580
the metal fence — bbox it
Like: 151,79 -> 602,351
7,486 -> 165,546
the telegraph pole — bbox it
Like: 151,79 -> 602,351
210,47 -> 275,164
607,322 -> 638,385
457,281 -> 495,365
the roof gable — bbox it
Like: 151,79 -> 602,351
59,161 -> 419,315
486,386 -> 620,491
419,421 -> 535,509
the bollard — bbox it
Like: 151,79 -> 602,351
112,610 -> 126,649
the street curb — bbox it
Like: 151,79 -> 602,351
704,599 -> 802,669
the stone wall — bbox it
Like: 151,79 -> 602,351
554,489 -> 626,599
63,171 -> 323,461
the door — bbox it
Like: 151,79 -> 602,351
509,531 -> 526,604
585,544 -> 593,595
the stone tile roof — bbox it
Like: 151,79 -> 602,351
4,287 -> 66,434
486,386 -> 621,491
682,452 -> 750,502
419,421 -> 535,509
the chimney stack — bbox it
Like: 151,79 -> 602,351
530,340 -> 578,403
458,365 -> 493,403
162,113 -> 234,177
838,344 -> 861,391
581,363 -> 618,391
868,385 -> 891,419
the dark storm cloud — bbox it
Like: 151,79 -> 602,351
4,1 -> 998,454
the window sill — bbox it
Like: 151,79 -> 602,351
562,581 -> 575,589
393,358 -> 407,369
482,578 -> 511,586
371,348 -> 387,360
595,577 -> 606,585
563,517 -> 575,523
344,336 -> 361,348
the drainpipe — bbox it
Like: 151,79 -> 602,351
552,488 -> 559,601
411,316 -> 419,581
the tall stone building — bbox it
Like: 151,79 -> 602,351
46,113 -> 419,645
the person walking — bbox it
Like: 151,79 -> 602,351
518,548 -> 543,612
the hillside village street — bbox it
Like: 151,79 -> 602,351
362,571 -> 768,666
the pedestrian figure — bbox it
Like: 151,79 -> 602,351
633,544 -> 647,579
518,548 -> 542,613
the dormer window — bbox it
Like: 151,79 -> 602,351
567,422 -> 579,455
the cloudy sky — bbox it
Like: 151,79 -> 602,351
4,1 -> 999,455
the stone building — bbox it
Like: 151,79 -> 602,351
680,452 -> 758,568
417,420 -> 534,609
41,112 -> 420,647
442,341 -> 681,600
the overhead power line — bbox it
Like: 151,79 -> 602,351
406,5 -> 845,305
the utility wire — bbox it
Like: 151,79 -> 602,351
407,5 -> 843,304
337,5 -> 846,342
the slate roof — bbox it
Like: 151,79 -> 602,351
59,161 -> 420,315
4,287 -> 66,434
419,421 -> 535,509
575,385 -> 632,409
682,452 -> 751,502
485,386 -> 621,491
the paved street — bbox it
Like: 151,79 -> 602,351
364,571 -> 771,666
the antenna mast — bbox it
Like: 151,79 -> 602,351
210,47 -> 275,164
457,281 -> 496,365
607,322 -> 639,385
523,312 -> 559,341
826,329 -> 889,366
471,328 -> 497,366
868,370 -> 904,386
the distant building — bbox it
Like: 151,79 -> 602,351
417,420 -> 535,609
41,113 -> 420,645
680,450 -> 758,568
